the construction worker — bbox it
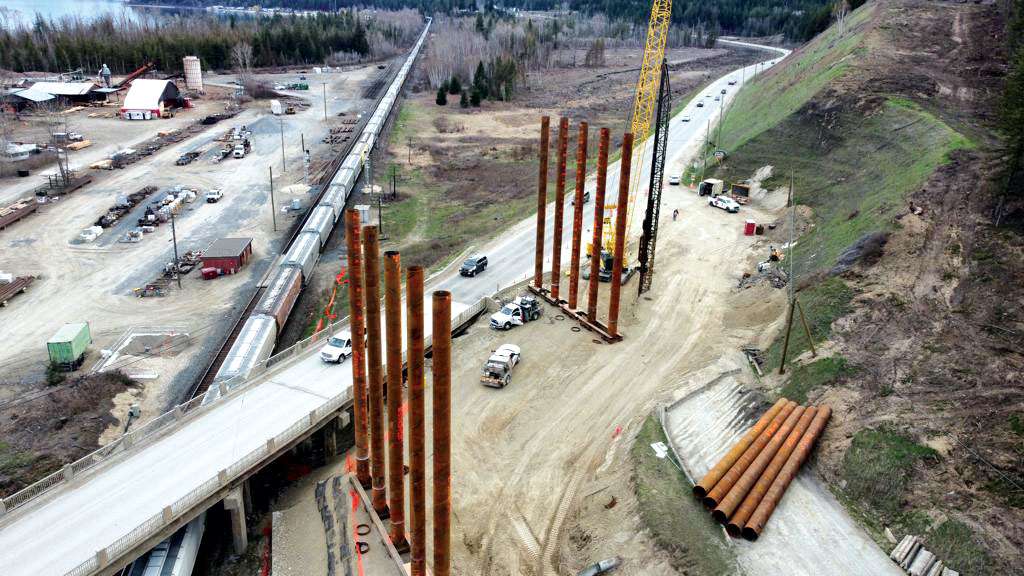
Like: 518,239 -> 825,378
99,64 -> 112,88
672,209 -> 679,221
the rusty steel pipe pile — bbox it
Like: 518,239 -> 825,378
533,116 -> 550,290
586,128 -> 610,322
343,210 -> 371,488
432,291 -> 453,576
607,132 -> 633,338
693,397 -> 831,540
407,267 -> 427,575
550,117 -> 569,302
362,226 -> 389,517
568,122 -> 588,310
384,251 -> 408,550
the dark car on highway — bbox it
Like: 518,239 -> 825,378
460,255 -> 488,277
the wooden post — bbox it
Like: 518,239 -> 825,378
796,298 -> 817,358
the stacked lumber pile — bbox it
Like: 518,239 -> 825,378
693,398 -> 831,540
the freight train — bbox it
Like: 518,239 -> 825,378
124,19 -> 431,576
205,20 -> 431,403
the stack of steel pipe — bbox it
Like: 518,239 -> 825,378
692,397 -> 831,540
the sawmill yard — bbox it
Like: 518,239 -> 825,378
0,63 -> 383,495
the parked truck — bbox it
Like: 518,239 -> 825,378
271,99 -> 283,116
480,344 -> 521,388
698,178 -> 724,197
47,322 -> 92,371
489,295 -> 542,330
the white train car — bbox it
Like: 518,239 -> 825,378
319,184 -> 348,219
212,314 -> 277,392
282,230 -> 322,282
302,205 -> 335,248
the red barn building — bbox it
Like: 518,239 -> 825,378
201,237 -> 253,276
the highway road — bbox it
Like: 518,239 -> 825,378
427,40 -> 790,306
0,41 -> 788,576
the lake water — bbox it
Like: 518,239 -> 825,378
0,0 -> 169,27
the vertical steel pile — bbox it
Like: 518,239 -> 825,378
568,122 -> 588,310
533,116 -> 550,290
343,209 -> 371,488
550,117 -> 569,302
586,128 -> 610,322
432,291 -> 452,576
607,132 -> 633,338
692,398 -> 832,540
407,266 -> 426,575
362,225 -> 388,517
383,250 -> 407,550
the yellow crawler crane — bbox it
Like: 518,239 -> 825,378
600,0 -> 673,273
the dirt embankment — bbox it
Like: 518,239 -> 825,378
0,371 -> 137,496
721,1 -> 1023,573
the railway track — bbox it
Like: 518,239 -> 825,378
186,56 -> 408,403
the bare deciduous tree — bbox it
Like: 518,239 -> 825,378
231,41 -> 254,85
833,0 -> 851,36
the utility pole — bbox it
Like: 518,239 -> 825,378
407,135 -> 413,165
170,210 -> 182,289
269,166 -> 278,232
279,115 -> 286,172
717,95 -> 725,157
322,83 -> 328,120
700,119 -> 710,185
301,133 -> 308,185
391,164 -> 397,200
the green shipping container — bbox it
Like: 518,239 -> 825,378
47,322 -> 92,370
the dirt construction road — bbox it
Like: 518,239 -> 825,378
441,183 -> 787,575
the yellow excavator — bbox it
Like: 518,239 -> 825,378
590,0 -> 673,284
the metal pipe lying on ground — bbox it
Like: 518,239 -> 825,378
725,407 -> 816,535
362,226 -> 389,517
567,122 -> 588,310
384,250 -> 407,550
551,116 -> 569,301
432,291 -> 452,576
406,267 -> 427,576
607,132 -> 633,338
343,209 -> 371,488
742,405 -> 832,540
714,405 -> 807,524
533,116 -> 550,290
586,129 -> 610,321
693,398 -> 788,499
703,401 -> 796,509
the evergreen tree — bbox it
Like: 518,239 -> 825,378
470,87 -> 482,107
460,89 -> 469,108
448,75 -> 462,95
473,61 -> 489,100
436,85 -> 448,106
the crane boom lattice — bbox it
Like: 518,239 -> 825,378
602,0 -> 673,258
637,59 -> 671,295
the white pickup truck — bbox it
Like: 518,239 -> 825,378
480,344 -> 521,388
205,189 -> 224,203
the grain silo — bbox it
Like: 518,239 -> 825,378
183,56 -> 203,92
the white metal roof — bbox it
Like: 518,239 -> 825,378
10,88 -> 55,103
29,81 -> 96,96
122,79 -> 174,110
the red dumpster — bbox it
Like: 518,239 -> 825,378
744,220 -> 756,236
201,267 -> 221,280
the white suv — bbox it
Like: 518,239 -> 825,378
709,196 -> 740,213
320,331 -> 353,363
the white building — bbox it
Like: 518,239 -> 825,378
120,79 -> 181,120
